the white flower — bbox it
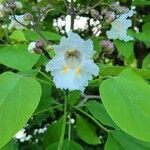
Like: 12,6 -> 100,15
8,14 -> 30,30
0,4 -> 4,17
28,42 -> 36,53
106,10 -> 134,42
46,32 -> 99,91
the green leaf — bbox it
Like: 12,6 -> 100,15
9,30 -> 27,42
46,140 -> 84,150
86,100 -> 116,128
92,38 -> 102,53
142,54 -> 150,69
129,23 -> 150,47
142,22 -> 150,34
68,91 -> 80,106
100,69 -> 150,142
0,28 -> 5,40
112,130 -> 150,150
0,140 -> 17,150
99,64 -> 150,80
44,117 -> 63,147
105,130 -> 150,150
105,133 -> 123,150
0,44 -> 40,71
0,72 -> 41,148
132,0 -> 150,6
76,115 -> 101,145
23,30 -> 61,41
114,40 -> 134,59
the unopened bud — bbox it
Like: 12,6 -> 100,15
28,42 -> 43,54
23,13 -> 33,21
118,6 -> 129,13
105,11 -> 115,23
34,48 -> 43,54
35,40 -> 45,49
101,40 -> 114,54
70,118 -> 75,124
111,2 -> 120,11
101,9 -> 107,15
90,9 -> 99,19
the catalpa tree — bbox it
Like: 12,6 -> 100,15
0,0 -> 150,149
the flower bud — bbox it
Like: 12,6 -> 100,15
101,40 -> 114,54
118,6 -> 129,13
23,13 -> 33,21
101,9 -> 107,15
111,2 -> 120,11
105,11 -> 115,23
90,9 -> 99,19
28,42 -> 43,54
35,40 -> 45,49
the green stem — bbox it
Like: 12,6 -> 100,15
35,77 -> 53,86
33,105 -> 61,116
57,92 -> 67,150
68,113 -> 71,140
74,107 -> 110,132
39,70 -> 53,82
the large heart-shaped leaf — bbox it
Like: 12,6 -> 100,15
0,44 -> 39,71
105,130 -> 150,150
0,72 -> 41,148
100,69 -> 150,142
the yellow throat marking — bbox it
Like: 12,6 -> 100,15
63,65 -> 69,74
76,67 -> 81,76
63,65 -> 81,76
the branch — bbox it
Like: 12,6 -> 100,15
11,14 -> 49,43
77,0 -> 102,15
70,0 -> 75,30
64,0 -> 69,10
77,93 -> 100,107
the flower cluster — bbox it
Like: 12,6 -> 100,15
26,2 -> 135,91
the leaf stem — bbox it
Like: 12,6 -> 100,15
39,70 -> 53,82
68,113 -> 71,140
77,93 -> 100,107
77,0 -> 102,15
57,92 -> 68,149
74,107 -> 110,132
35,77 -> 54,86
33,105 -> 61,116
70,0 -> 75,30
